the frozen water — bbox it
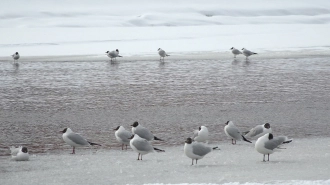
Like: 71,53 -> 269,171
0,0 -> 330,56
1,137 -> 330,184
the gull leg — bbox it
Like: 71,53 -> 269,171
137,153 -> 140,160
268,154 -> 270,161
263,154 -> 266,162
71,147 -> 75,154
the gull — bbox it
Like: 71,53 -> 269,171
11,52 -> 20,63
192,126 -> 209,143
114,126 -> 133,150
184,138 -> 219,165
60,128 -> 101,154
230,47 -> 242,58
129,134 -> 165,160
255,133 -> 293,162
158,48 -> 170,61
243,123 -> 272,139
10,146 -> 29,161
131,121 -> 163,141
224,121 -> 252,145
105,49 -> 122,61
242,48 -> 257,59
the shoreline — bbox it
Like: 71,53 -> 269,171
1,137 -> 330,184
1,48 -> 330,62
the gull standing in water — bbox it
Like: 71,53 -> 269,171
224,121 -> 252,145
243,123 -> 272,139
10,146 -> 29,161
60,128 -> 101,154
11,52 -> 20,64
131,121 -> 163,141
114,126 -> 133,150
255,133 -> 293,162
106,49 -> 122,61
242,48 -> 257,59
192,126 -> 209,143
230,47 -> 242,58
158,48 -> 170,61
129,134 -> 165,160
184,138 -> 219,165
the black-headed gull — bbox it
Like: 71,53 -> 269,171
192,126 -> 209,143
158,48 -> 170,61
129,134 -> 164,160
224,121 -> 252,145
184,138 -> 219,165
131,121 -> 163,141
114,126 -> 133,150
11,52 -> 20,63
230,47 -> 242,58
60,128 -> 101,154
255,133 -> 292,161
243,123 -> 272,139
242,48 -> 257,59
10,146 -> 29,161
106,49 -> 122,61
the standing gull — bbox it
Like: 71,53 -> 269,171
10,146 -> 29,161
184,138 -> 219,165
192,126 -> 209,143
106,49 -> 122,61
158,48 -> 170,61
131,121 -> 163,141
11,52 -> 20,64
60,128 -> 101,154
242,48 -> 257,59
114,126 -> 133,150
129,134 -> 165,160
243,123 -> 272,139
255,133 -> 292,161
224,121 -> 252,145
230,47 -> 242,58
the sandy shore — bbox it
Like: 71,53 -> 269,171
1,137 -> 330,185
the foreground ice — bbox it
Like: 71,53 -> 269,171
1,137 -> 329,185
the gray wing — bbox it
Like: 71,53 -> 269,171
109,51 -> 117,57
67,133 -> 89,145
232,49 -> 242,54
192,142 -> 212,156
226,126 -> 242,140
158,50 -> 166,57
244,50 -> 254,55
132,138 -> 153,152
245,125 -> 263,138
134,127 -> 153,141
118,130 -> 133,143
264,137 -> 287,150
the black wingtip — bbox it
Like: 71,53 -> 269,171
154,136 -> 163,141
242,135 -> 252,143
154,147 -> 165,152
88,141 -> 102,146
283,139 -> 293,144
212,146 -> 220,150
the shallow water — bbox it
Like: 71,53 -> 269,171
1,57 -> 330,155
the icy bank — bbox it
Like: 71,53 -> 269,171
1,137 -> 330,185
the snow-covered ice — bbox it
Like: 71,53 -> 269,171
0,0 -> 330,57
1,137 -> 330,185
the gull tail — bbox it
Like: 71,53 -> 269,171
253,53 -> 257,55
154,147 -> 165,152
212,146 -> 220,150
242,135 -> 252,143
118,55 -> 122,57
154,136 -> 163,141
166,54 -> 170,56
88,141 -> 102,146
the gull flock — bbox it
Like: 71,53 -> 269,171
9,120 -> 292,164
9,47 -> 256,64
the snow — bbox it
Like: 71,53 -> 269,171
0,0 -> 330,57
1,137 -> 330,184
